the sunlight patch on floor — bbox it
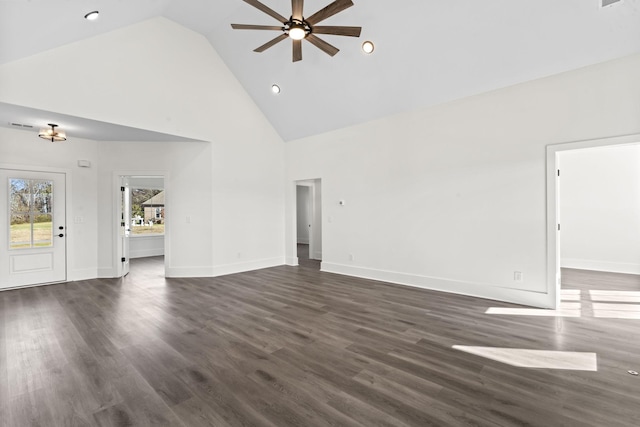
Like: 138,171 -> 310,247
486,289 -> 640,319
452,346 -> 598,371
485,302 -> 581,317
561,289 -> 581,301
588,290 -> 640,303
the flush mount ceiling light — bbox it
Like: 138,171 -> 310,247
362,40 -> 374,54
38,123 -> 66,142
231,0 -> 362,62
84,11 -> 99,21
271,84 -> 281,94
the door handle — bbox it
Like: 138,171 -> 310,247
58,234 -> 64,238
58,226 -> 64,230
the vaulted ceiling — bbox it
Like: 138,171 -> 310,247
1,0 -> 639,141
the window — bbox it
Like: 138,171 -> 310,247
130,188 -> 164,235
9,178 -> 53,248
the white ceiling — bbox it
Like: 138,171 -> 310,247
1,0 -> 639,141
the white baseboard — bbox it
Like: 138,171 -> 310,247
70,268 -> 98,281
561,258 -> 640,275
130,248 -> 165,259
321,262 -> 554,309
166,257 -> 285,278
98,267 -> 116,278
286,257 -> 299,266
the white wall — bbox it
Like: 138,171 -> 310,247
296,186 -> 310,244
560,144 -> 640,274
96,140 -> 213,276
286,53 -> 640,308
0,127 -> 99,280
130,236 -> 165,259
0,17 -> 286,280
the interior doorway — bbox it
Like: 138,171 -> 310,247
547,133 -> 640,309
115,173 -> 166,278
295,179 -> 322,269
556,143 -> 640,316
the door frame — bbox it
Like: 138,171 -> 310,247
546,133 -> 640,309
0,163 -> 71,287
112,170 -> 169,277
296,183 -> 314,256
288,178 -> 322,266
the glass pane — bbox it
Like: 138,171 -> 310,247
131,188 -> 164,235
10,178 -> 30,212
33,214 -> 53,247
8,179 -> 54,249
10,213 -> 32,249
32,180 -> 53,213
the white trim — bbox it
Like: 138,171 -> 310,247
70,268 -> 98,281
286,256 -> 299,266
546,133 -> 640,310
561,259 -> 640,275
165,257 -> 285,278
130,248 -> 164,259
322,262 -> 553,308
98,267 -> 116,278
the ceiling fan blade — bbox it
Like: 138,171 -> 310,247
293,39 -> 302,62
306,0 -> 354,26
243,0 -> 287,23
231,24 -> 283,31
292,0 -> 304,20
312,26 -> 361,37
306,34 -> 339,56
254,34 -> 289,52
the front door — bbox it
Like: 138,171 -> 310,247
0,169 -> 66,289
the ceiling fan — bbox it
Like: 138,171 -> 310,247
231,0 -> 362,62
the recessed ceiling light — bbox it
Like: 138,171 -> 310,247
84,11 -> 99,21
362,41 -> 375,54
271,84 -> 281,94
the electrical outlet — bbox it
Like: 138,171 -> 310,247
514,271 -> 524,282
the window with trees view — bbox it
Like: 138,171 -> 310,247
9,178 -> 53,248
130,188 -> 164,235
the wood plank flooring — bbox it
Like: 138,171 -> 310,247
1,259 -> 640,426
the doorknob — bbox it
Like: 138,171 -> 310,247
58,234 -> 64,238
58,226 -> 64,230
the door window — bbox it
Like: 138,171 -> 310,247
9,178 -> 53,249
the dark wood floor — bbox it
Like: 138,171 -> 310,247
297,244 -> 321,270
1,260 -> 640,426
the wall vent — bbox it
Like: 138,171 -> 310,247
602,0 -> 622,7
8,122 -> 34,129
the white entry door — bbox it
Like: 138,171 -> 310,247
0,169 -> 66,289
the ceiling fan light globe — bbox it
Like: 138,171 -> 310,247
289,27 -> 306,40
